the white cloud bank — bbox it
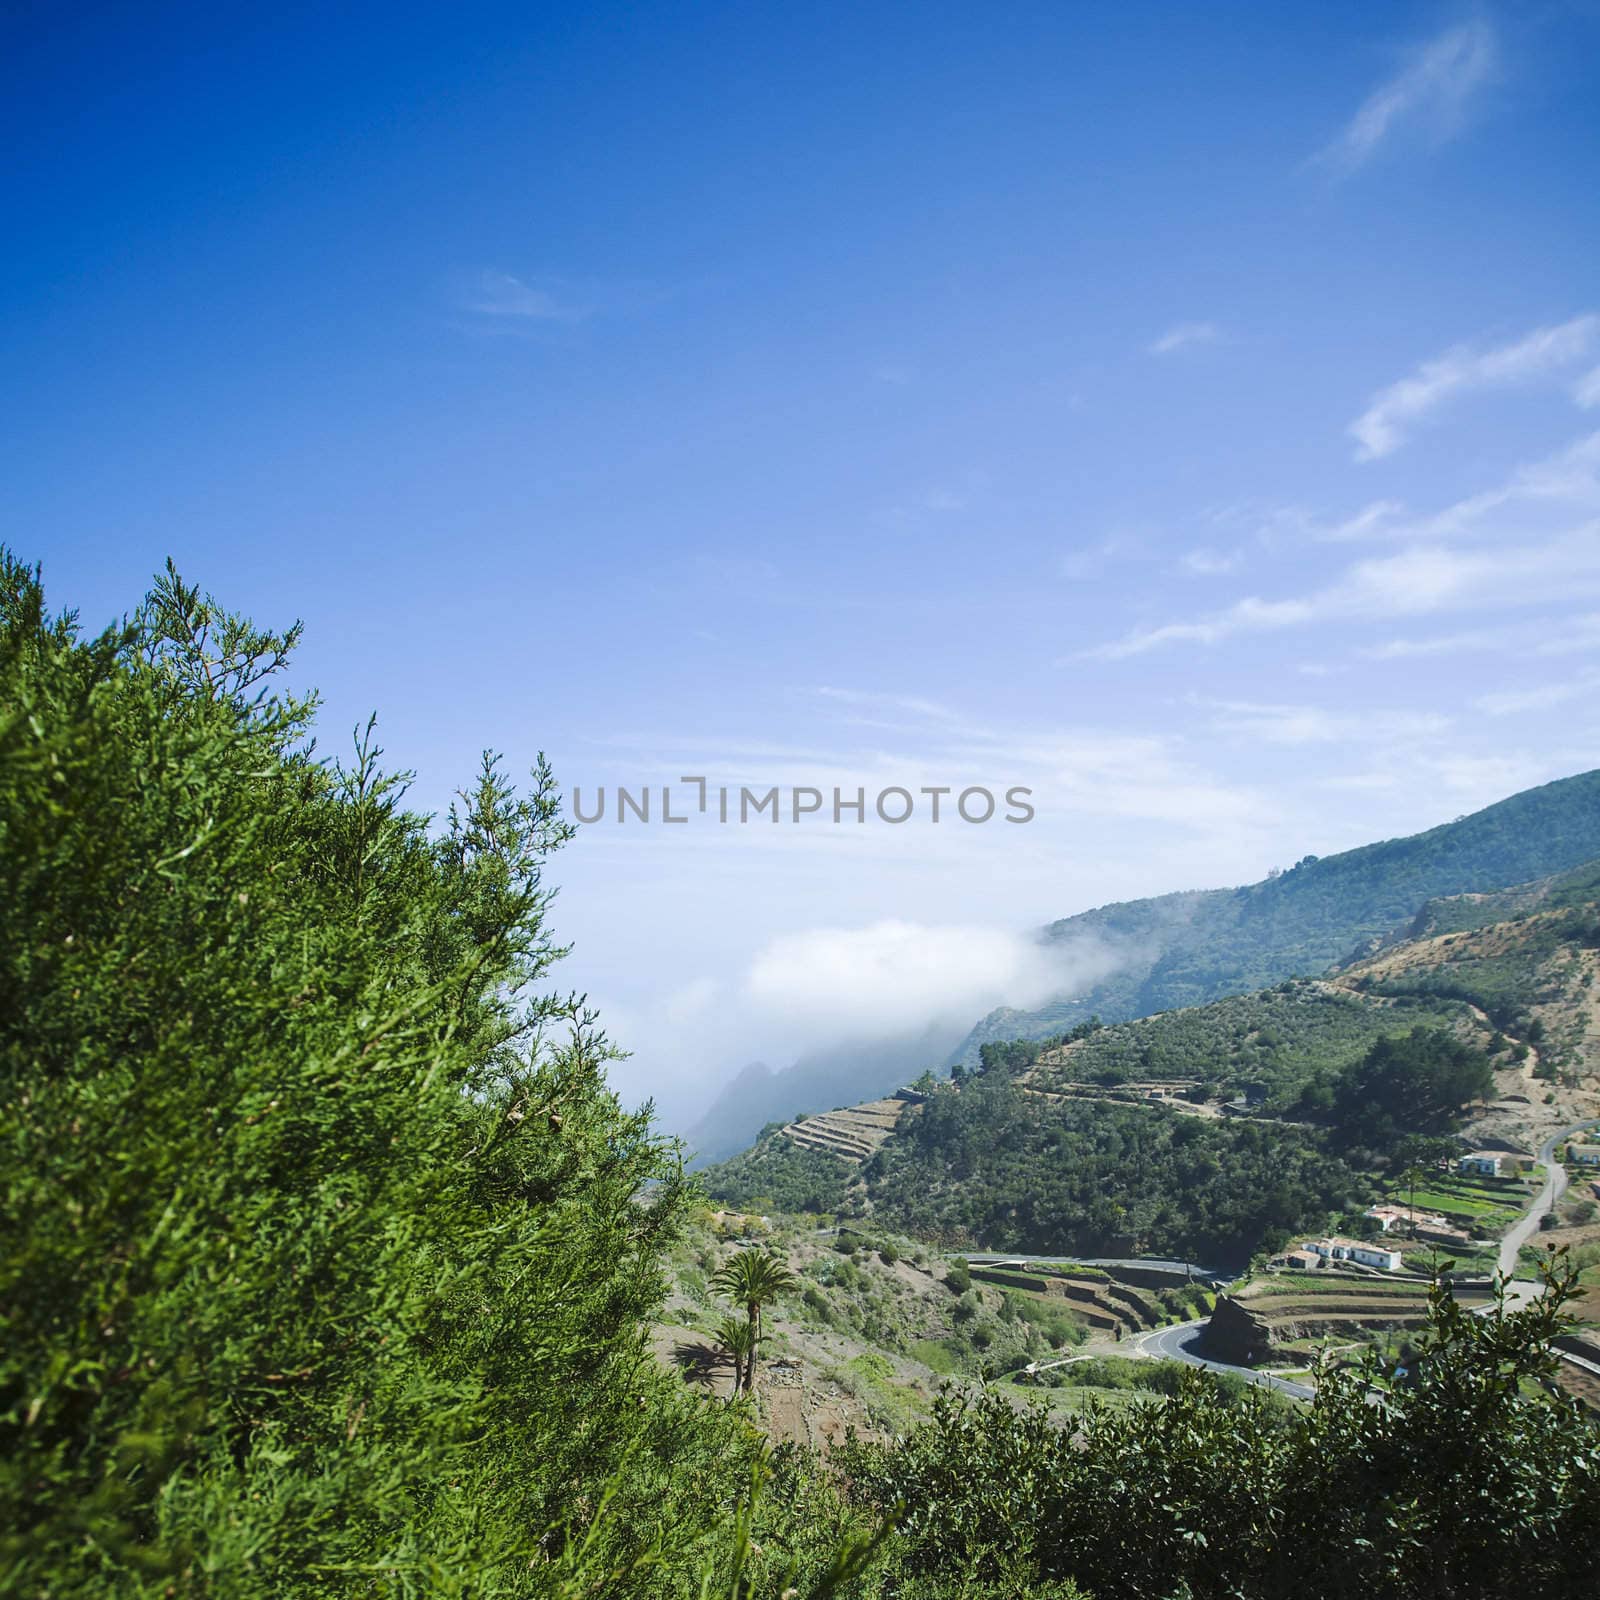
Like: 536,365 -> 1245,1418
743,920 -> 1116,1043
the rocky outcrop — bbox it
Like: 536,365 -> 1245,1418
1204,1295 -> 1274,1365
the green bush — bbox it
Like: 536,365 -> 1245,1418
0,558 -> 873,1599
840,1272 -> 1600,1597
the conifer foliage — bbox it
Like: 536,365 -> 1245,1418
0,556 -> 800,1596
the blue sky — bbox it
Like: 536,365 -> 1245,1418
7,2 -> 1599,1122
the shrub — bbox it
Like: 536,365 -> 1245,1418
840,1268 -> 1600,1598
0,558 -> 869,1598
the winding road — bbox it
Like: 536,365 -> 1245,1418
1495,1120 -> 1599,1296
965,1252 -> 1223,1281
1132,1318 -> 1315,1399
1126,1119 -> 1600,1397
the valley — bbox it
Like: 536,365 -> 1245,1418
680,849 -> 1600,1448
665,1113 -> 1600,1449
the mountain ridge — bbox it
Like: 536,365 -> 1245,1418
953,767 -> 1600,1063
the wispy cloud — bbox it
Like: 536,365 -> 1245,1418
1179,547 -> 1243,577
1419,429 -> 1600,533
1359,628 -> 1498,662
1474,671 -> 1600,717
1148,321 -> 1221,356
1312,432 -> 1600,547
454,268 -> 677,325
458,269 -> 592,322
1315,501 -> 1407,541
1348,314 -> 1600,460
1089,596 -> 1312,656
1576,366 -> 1600,409
1317,18 -> 1497,173
1089,527 -> 1600,658
1193,696 -> 1451,747
1060,532 -> 1145,581
814,686 -> 961,724
1360,604 -> 1600,664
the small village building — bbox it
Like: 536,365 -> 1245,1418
1363,1204 -> 1468,1244
1458,1152 -> 1503,1177
1568,1144 -> 1600,1167
1303,1236 -> 1404,1272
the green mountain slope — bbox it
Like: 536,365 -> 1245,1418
955,769 -> 1600,1061
705,979 -> 1476,1266
707,863 -> 1600,1266
1363,854 -> 1600,950
1028,979 -> 1477,1109
706,1075 -> 1368,1268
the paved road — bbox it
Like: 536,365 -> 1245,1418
1495,1119 -> 1600,1298
1131,1319 -> 1315,1400
1126,1122 -> 1600,1397
964,1252 -> 1226,1281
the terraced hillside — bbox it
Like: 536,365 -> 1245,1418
1365,855 -> 1600,950
707,866 -> 1600,1264
1338,885 -> 1600,1155
654,1215 -> 1212,1448
1206,1272 -> 1494,1364
1553,1350 -> 1600,1416
779,1092 -> 918,1162
1345,904 -> 1600,1084
966,1262 -> 1164,1338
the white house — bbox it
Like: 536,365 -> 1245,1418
1458,1152 -> 1503,1177
1303,1236 -> 1404,1272
1567,1144 -> 1600,1168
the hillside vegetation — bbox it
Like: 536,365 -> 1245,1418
1347,901 -> 1600,1083
1373,855 -> 1600,945
655,1211 -> 1235,1448
1028,978 -> 1473,1109
708,1074 -> 1370,1266
838,1272 -> 1598,1600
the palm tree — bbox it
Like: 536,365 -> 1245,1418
712,1315 -> 753,1395
1404,1164 -> 1425,1221
1402,1162 -> 1436,1276
712,1247 -> 796,1393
